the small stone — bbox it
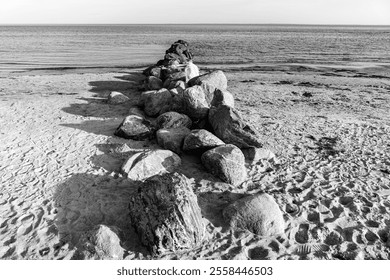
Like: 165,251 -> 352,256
156,127 -> 191,154
156,111 -> 192,129
183,129 -> 224,153
107,91 -> 129,104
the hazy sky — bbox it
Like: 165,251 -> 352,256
1,0 -> 389,25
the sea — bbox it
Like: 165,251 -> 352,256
0,24 -> 389,73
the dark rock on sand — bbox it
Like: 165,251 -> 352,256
147,76 -> 163,90
114,115 -> 155,140
129,172 -> 206,255
188,70 -> 228,104
183,129 -> 224,153
107,91 -> 129,104
201,144 -> 246,186
121,149 -> 181,181
209,105 -> 262,148
183,85 -> 209,120
223,193 -> 285,236
128,106 -> 146,118
156,111 -> 192,129
143,89 -> 172,117
156,127 -> 191,154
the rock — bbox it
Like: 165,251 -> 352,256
107,91 -> 129,104
156,111 -> 192,129
149,67 -> 162,79
241,147 -> 276,163
169,88 -> 185,113
185,61 -> 200,82
143,88 -> 172,117
139,90 -> 156,107
147,76 -> 163,90
156,127 -> 191,154
201,144 -> 246,186
128,106 -> 146,118
188,70 -> 228,104
174,80 -> 187,90
129,172 -> 206,255
121,149 -> 181,181
211,89 -> 234,108
183,85 -> 209,120
76,225 -> 124,260
209,105 -> 262,148
223,193 -> 285,236
114,115 -> 155,140
183,129 -> 224,153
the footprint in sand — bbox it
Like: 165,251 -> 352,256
16,214 -> 35,236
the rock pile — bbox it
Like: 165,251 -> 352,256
112,41 -> 283,255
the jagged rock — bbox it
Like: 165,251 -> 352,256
129,172 -> 206,255
241,147 -> 276,163
156,111 -> 192,129
114,115 -> 155,140
209,105 -> 262,148
107,91 -> 129,104
156,127 -> 191,154
211,89 -> 235,108
188,70 -> 228,104
201,144 -> 246,186
147,76 -> 163,90
143,88 -> 172,117
183,129 -> 224,153
121,149 -> 181,181
223,193 -> 285,236
75,225 -> 125,260
183,85 -> 209,120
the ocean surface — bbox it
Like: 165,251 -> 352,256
0,24 -> 389,73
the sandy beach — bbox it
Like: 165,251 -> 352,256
1,63 -> 390,259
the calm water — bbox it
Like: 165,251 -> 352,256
0,24 -> 389,72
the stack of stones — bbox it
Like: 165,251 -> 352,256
113,41 -> 284,256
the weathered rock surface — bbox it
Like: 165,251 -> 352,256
156,111 -> 192,129
170,88 -> 185,113
211,89 -> 235,108
183,85 -> 209,119
241,147 -> 276,163
76,225 -> 124,260
209,105 -> 262,148
121,149 -> 181,181
129,172 -> 206,255
183,129 -> 224,153
188,70 -> 228,104
156,127 -> 191,154
201,144 -> 246,186
114,115 -> 155,140
128,106 -> 146,118
107,91 -> 129,104
147,76 -> 163,90
223,193 -> 285,236
143,89 -> 172,117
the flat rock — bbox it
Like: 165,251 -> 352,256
121,149 -> 181,181
107,91 -> 130,104
188,70 -> 228,104
183,85 -> 209,120
201,144 -> 246,186
209,105 -> 262,148
143,88 -> 172,117
156,111 -> 192,129
183,129 -> 224,153
156,127 -> 191,154
211,89 -> 235,108
114,115 -> 155,140
129,172 -> 206,255
147,76 -> 163,90
223,193 -> 285,236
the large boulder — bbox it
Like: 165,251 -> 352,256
223,193 -> 285,236
114,115 -> 155,140
156,127 -> 191,154
129,172 -> 206,255
183,129 -> 224,153
201,144 -> 246,186
75,225 -> 124,260
211,89 -> 235,108
208,105 -> 262,148
147,76 -> 163,90
107,91 -> 129,104
121,149 -> 181,181
143,89 -> 172,117
183,85 -> 209,120
156,111 -> 192,129
188,70 -> 228,104
169,88 -> 185,113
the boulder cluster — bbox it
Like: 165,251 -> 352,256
112,41 -> 284,256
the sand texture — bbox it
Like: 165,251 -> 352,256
1,64 -> 390,259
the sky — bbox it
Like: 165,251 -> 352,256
0,0 -> 389,25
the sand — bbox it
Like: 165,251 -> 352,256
1,64 -> 390,259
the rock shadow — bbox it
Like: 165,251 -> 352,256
53,173 -> 148,259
